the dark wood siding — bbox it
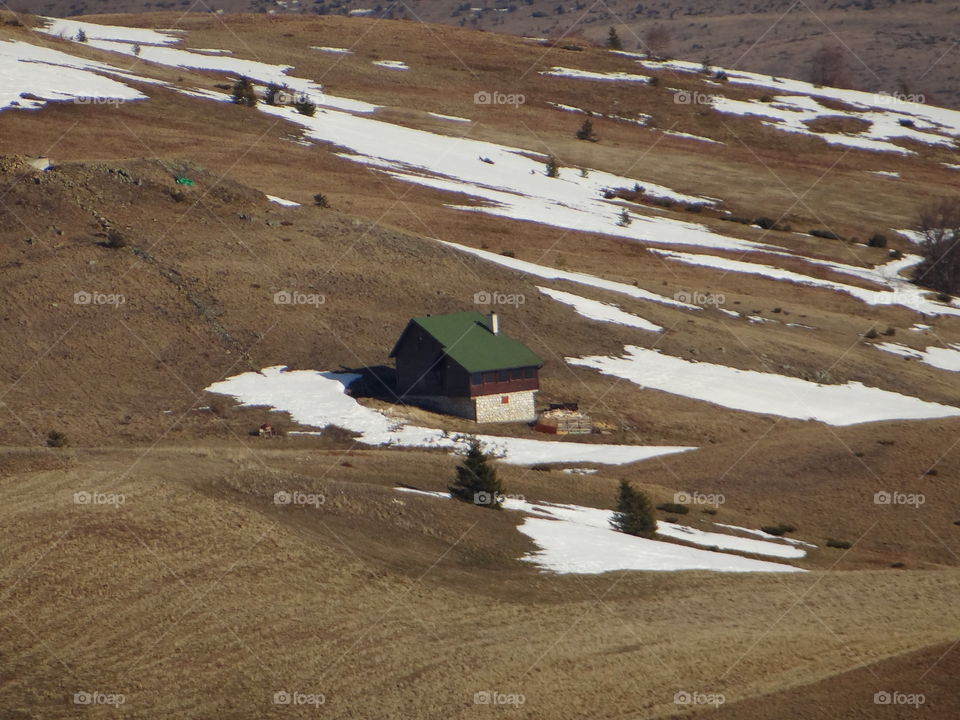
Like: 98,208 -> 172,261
394,325 -> 446,396
467,367 -> 539,397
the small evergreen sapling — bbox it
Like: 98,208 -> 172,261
231,77 -> 258,107
610,480 -> 656,537
449,437 -> 504,509
607,26 -> 622,50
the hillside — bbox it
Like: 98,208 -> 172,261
8,0 -> 959,109
2,9 -> 960,719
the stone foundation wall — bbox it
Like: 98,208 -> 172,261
474,390 -> 537,424
406,391 -> 537,424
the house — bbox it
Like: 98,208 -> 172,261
389,311 -> 543,423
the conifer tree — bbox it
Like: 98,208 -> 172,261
575,118 -> 596,141
449,437 -> 504,509
607,26 -> 622,50
610,480 -> 657,537
231,77 -> 258,107
545,156 -> 560,177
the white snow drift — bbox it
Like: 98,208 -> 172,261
569,346 -> 960,426
206,366 -> 694,465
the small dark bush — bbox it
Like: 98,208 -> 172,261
891,561 -> 905,568
76,29 -> 87,42
889,248 -> 904,259
545,156 -> 560,177
701,507 -> 718,515
231,77 -> 257,107
500,250 -> 515,258
754,216 -> 776,230
104,229 -> 127,249
864,327 -> 879,339
46,430 -> 68,448
295,98 -> 316,116
882,327 -> 896,336
575,118 -> 596,141
530,463 -> 553,472
648,76 -> 660,87
760,94 -> 773,102
684,203 -> 705,213
809,228 -> 841,240
898,118 -> 915,128
826,538 -> 852,549
760,523 -> 796,536
868,232 -> 887,248
313,193 -> 330,208
656,502 -> 690,515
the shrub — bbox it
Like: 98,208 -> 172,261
826,538 -> 852,549
575,118 -> 596,141
231,77 -> 257,107
864,327 -> 879,339
754,216 -> 776,230
617,208 -> 632,227
530,463 -> 553,472
760,523 -> 796,536
132,44 -> 141,57
264,83 -> 283,106
606,26 -> 622,50
898,118 -> 915,128
889,248 -> 903,259
809,228 -> 841,240
313,193 -> 329,208
545,156 -> 560,177
701,507 -> 718,515
648,76 -> 660,87
449,437 -> 504,509
610,480 -> 657,538
656,502 -> 690,515
912,197 -> 960,296
294,98 -> 317,116
883,326 -> 896,336
46,430 -> 68,448
76,29 -> 87,43
104,229 -> 127,249
868,232 -> 887,248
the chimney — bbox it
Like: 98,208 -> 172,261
489,312 -> 500,335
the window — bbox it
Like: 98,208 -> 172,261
501,396 -> 510,404
510,369 -> 523,380
470,373 -> 483,385
523,367 -> 536,378
498,370 -> 509,382
483,371 -> 497,383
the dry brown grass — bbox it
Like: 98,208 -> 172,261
2,13 -> 960,718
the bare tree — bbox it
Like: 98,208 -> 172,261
913,198 -> 960,296
808,43 -> 849,88
644,25 -> 672,59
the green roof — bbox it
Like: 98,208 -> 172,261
395,311 -> 543,374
